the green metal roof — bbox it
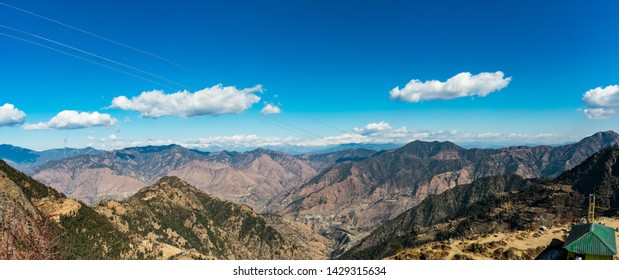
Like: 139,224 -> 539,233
563,223 -> 617,256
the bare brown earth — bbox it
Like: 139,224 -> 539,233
387,217 -> 619,260
32,197 -> 81,223
33,167 -> 144,203
168,155 -> 317,212
31,147 -> 318,211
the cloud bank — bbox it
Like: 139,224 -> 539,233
110,84 -> 263,118
23,110 -> 118,130
353,121 -> 391,135
390,71 -> 511,102
0,103 -> 26,126
582,85 -> 619,119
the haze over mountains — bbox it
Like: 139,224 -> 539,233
2,131 -> 619,259
0,144 -> 102,172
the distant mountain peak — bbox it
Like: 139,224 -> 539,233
398,140 -> 463,157
120,144 -> 184,154
135,176 -> 210,201
592,130 -> 619,137
153,175 -> 191,189
577,130 -> 619,144
155,175 -> 183,184
249,147 -> 281,155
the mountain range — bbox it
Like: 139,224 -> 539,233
341,145 -> 619,259
0,144 -> 102,172
272,131 -> 619,239
0,160 -> 328,259
29,145 -> 318,207
2,131 -> 619,259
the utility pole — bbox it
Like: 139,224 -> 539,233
588,194 -> 596,223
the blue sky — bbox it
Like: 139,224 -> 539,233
1,0 -> 619,151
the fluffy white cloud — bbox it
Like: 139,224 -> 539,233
22,110 -> 118,130
353,121 -> 392,135
389,71 -> 511,102
110,84 -> 263,118
0,103 -> 26,126
582,85 -> 619,119
261,103 -> 281,115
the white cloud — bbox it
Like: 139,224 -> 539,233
353,121 -> 392,135
261,103 -> 281,115
22,110 -> 118,130
393,127 -> 408,133
110,84 -> 263,118
389,71 -> 511,102
88,129 -> 573,151
184,135 -> 299,149
99,134 -> 118,142
582,85 -> 619,119
388,126 -> 409,138
0,103 -> 26,126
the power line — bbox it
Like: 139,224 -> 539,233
252,113 -> 321,140
260,114 -> 323,139
0,1 -> 213,80
0,24 -> 193,91
1,33 -> 325,140
0,2 -> 333,142
306,116 -> 349,134
0,32 -> 174,90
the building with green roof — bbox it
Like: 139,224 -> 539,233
563,223 -> 617,260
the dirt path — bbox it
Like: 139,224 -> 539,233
388,218 -> 619,260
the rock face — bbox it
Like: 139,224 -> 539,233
93,176 -> 327,260
274,131 -> 619,236
30,145 -> 318,208
342,146 -> 619,260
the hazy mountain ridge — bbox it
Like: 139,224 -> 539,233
0,144 -> 102,172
